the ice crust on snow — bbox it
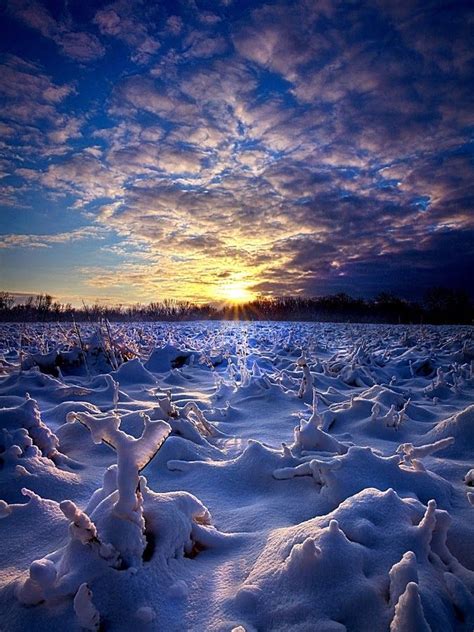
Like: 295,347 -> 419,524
0,321 -> 474,631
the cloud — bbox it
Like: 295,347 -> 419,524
181,30 -> 229,59
2,0 -> 472,301
7,0 -> 105,62
233,2 -> 332,81
0,226 -> 108,249
93,0 -> 160,64
0,56 -> 75,112
58,31 -> 105,62
39,152 -> 125,201
0,56 -> 84,182
166,15 -> 183,36
111,76 -> 198,122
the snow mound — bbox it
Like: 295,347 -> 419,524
424,404 -> 474,457
234,488 -> 473,632
145,345 -> 193,373
112,359 -> 157,386
1,321 -> 473,630
274,444 -> 453,508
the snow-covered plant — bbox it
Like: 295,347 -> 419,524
396,437 -> 455,465
21,395 -> 60,460
464,468 -> 474,486
434,367 -> 446,388
292,409 -> 347,455
389,551 -> 418,608
296,353 -> 312,399
252,361 -> 262,377
371,402 -> 381,422
60,500 -> 98,545
382,404 -> 397,427
390,582 -> 430,632
307,388 -> 322,427
73,583 -> 100,631
67,411 -> 170,518
225,361 -> 237,380
66,410 -> 171,566
0,499 -> 11,518
239,359 -> 251,388
112,378 -> 120,410
155,391 -> 175,418
16,557 -> 58,605
182,402 -> 215,436
397,398 -> 411,427
451,374 -> 461,394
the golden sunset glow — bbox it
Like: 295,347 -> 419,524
219,282 -> 255,304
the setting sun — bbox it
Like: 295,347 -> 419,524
220,283 -> 254,304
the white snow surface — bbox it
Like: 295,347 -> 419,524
0,321 -> 473,631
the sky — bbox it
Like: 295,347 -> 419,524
0,0 -> 473,306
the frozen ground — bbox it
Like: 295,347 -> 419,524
0,321 -> 473,631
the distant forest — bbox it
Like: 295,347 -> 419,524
0,288 -> 472,325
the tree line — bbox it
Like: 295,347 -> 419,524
0,288 -> 472,324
